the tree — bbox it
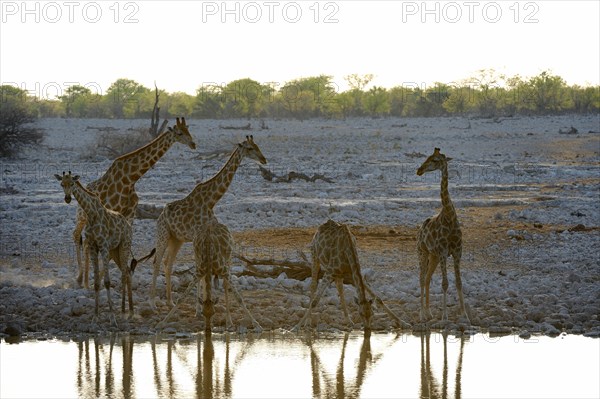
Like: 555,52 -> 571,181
1,72 -> 598,120
194,84 -> 223,118
388,86 -> 410,117
333,91 -> 353,118
0,85 -> 42,157
464,69 -> 506,117
221,78 -> 271,118
569,85 -> 600,114
105,78 -> 148,118
362,86 -> 390,117
33,99 -> 64,117
401,85 -> 442,117
424,83 -> 451,116
528,71 -> 570,113
443,85 -> 473,115
127,88 -> 155,118
280,87 -> 316,120
59,85 -> 92,117
345,73 -> 374,91
165,92 -> 195,117
504,74 -> 531,113
344,74 -> 374,116
280,75 -> 337,118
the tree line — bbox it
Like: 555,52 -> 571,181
2,70 -> 599,120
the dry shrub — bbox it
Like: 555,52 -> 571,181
86,126 -> 152,159
0,107 -> 43,158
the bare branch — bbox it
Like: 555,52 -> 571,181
258,166 -> 334,183
149,82 -> 161,137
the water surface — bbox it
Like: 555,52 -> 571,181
1,332 -> 598,399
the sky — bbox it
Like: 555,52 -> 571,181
1,0 -> 599,99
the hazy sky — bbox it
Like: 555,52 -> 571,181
1,0 -> 598,98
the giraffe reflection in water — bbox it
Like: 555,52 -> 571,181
76,336 -> 135,398
76,334 -> 257,399
153,333 -> 259,399
73,332 -> 466,398
420,333 -> 467,399
305,331 -> 401,399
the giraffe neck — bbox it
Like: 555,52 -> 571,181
112,129 -> 177,182
190,146 -> 244,209
346,230 -> 368,304
71,181 -> 103,222
351,264 -> 369,303
440,163 -> 457,223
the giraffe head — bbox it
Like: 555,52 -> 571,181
169,117 -> 197,150
416,147 -> 452,176
238,135 -> 267,165
355,297 -> 373,330
54,171 -> 80,204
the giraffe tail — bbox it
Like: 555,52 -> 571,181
130,248 -> 157,274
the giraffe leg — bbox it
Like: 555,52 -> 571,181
116,248 -> 133,317
363,282 -> 411,329
91,249 -> 100,318
224,275 -> 261,331
440,257 -> 449,322
121,266 -> 127,314
293,275 -> 333,331
114,249 -> 125,314
82,238 -> 91,289
149,238 -> 167,309
419,249 -> 426,322
74,230 -> 83,286
101,252 -> 114,314
418,247 -> 430,322
335,278 -> 353,328
223,277 -> 234,330
202,272 -> 215,331
164,239 -> 183,308
452,253 -> 470,324
73,212 -> 86,287
424,254 -> 438,321
310,257 -> 321,299
126,269 -> 133,317
195,266 -> 204,318
101,253 -> 119,327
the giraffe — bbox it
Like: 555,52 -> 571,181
416,147 -> 470,323
294,219 -> 411,331
149,135 -> 267,309
55,172 -> 154,319
194,219 -> 262,331
74,117 -> 196,288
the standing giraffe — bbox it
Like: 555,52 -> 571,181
194,219 -> 262,331
74,117 -> 196,288
294,219 -> 410,331
149,135 -> 267,309
55,172 -> 154,319
416,147 -> 469,323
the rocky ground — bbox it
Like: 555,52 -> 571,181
1,116 -> 599,338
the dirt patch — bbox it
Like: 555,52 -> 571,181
232,204 -> 574,273
539,134 -> 600,165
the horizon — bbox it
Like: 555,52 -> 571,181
1,1 -> 599,99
